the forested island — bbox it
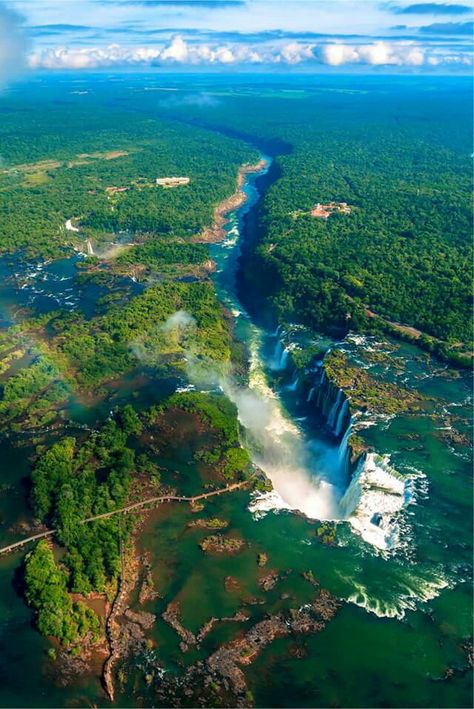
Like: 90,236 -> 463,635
0,74 -> 471,709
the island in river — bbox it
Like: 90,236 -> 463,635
0,74 -> 471,709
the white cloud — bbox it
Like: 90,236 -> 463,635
0,1 -> 29,87
27,34 -> 472,71
279,42 -> 315,65
319,44 -> 360,66
160,35 -> 188,62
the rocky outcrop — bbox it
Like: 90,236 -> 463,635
199,534 -> 245,554
162,601 -> 197,648
258,569 -> 279,592
187,517 -> 229,530
204,587 -> 340,702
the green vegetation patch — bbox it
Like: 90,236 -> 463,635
148,391 -> 251,481
24,540 -> 101,647
30,408 -> 150,598
323,349 -> 425,415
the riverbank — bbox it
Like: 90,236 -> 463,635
196,160 -> 267,243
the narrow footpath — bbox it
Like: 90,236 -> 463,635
0,480 -> 251,557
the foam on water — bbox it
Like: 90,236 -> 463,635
340,453 -> 423,551
346,573 -> 450,620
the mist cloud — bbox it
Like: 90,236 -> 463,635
0,1 -> 29,87
163,310 -> 196,332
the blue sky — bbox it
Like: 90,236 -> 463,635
1,0 -> 473,74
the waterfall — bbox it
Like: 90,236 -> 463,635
327,390 -> 343,429
269,340 -> 289,371
223,324 -> 341,521
86,239 -> 95,256
334,399 -> 350,438
339,453 -> 410,551
286,375 -> 299,392
338,424 -> 352,471
208,151 -> 418,555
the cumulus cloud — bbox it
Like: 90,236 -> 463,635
314,39 -> 429,67
0,1 -> 29,87
27,34 -> 472,71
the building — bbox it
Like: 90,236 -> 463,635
311,201 -> 351,219
156,176 -> 190,188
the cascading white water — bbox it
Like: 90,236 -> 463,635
334,399 -> 349,438
269,339 -> 290,371
327,390 -> 343,429
339,453 -> 413,550
304,364 -> 420,551
338,425 -> 351,467
223,326 -> 342,521
286,374 -> 299,392
222,326 -> 417,551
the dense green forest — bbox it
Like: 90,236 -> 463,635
0,77 -> 470,355
24,540 -> 101,647
151,77 -> 472,353
0,74 -> 471,693
0,86 -> 257,259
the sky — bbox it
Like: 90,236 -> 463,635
0,0 -> 472,78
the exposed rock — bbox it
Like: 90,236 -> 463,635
188,517 -> 229,530
221,610 -> 250,623
204,588 -> 340,698
258,570 -> 279,592
123,609 -> 155,630
436,429 -> 470,447
311,588 -> 340,621
199,534 -> 245,554
162,601 -> 196,647
196,617 -> 219,643
151,587 -> 340,708
196,160 -> 266,244
224,576 -> 241,593
302,570 -> 319,587
138,554 -> 159,605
